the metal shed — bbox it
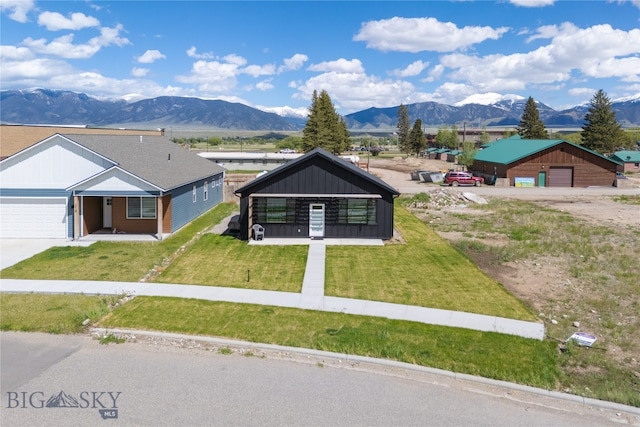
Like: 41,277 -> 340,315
470,136 -> 620,187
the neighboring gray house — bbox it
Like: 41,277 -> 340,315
234,147 -> 400,241
0,133 -> 225,239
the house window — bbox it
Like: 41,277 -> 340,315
338,199 -> 376,225
254,198 -> 296,224
127,197 -> 156,219
634,163 -> 639,169
203,181 -> 209,201
193,185 -> 197,203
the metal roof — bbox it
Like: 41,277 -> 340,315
611,150 -> 640,163
235,147 -> 400,196
473,138 -> 619,165
62,134 -> 225,191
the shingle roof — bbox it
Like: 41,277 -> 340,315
611,150 -> 640,163
62,134 -> 225,190
473,138 -> 618,165
235,147 -> 400,196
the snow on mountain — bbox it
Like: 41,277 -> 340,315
258,105 -> 309,118
612,93 -> 640,103
453,93 -> 525,107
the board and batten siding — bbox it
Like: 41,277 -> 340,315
170,172 -> 224,232
237,154 -> 397,240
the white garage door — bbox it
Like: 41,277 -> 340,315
0,198 -> 67,238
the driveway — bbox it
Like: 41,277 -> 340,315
0,239 -> 93,270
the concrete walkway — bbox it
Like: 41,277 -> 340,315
0,276 -> 545,340
0,234 -> 544,340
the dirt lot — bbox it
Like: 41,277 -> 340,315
370,156 -> 640,399
369,156 -> 640,226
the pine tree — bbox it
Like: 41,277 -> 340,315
517,96 -> 548,139
581,89 -> 626,154
302,90 -> 350,154
396,104 -> 411,155
408,119 -> 426,156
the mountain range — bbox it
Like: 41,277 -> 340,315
1,89 -> 639,131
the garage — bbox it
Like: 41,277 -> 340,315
0,198 -> 67,238
549,167 -> 573,187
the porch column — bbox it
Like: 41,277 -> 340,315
157,196 -> 163,241
73,195 -> 80,240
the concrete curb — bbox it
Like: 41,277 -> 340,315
92,327 -> 640,418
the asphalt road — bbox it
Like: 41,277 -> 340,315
1,332 -> 633,426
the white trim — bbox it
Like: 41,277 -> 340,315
66,165 -> 164,192
249,193 -> 382,198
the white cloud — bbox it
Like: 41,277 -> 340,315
186,46 -> 213,59
241,64 -> 276,77
37,11 -> 100,31
20,24 -> 130,59
391,60 -> 429,77
509,0 -> 556,7
294,71 -> 417,112
354,17 -> 509,53
307,58 -> 365,73
422,64 -> 445,83
435,23 -> 640,97
137,50 -> 166,64
223,54 -> 247,66
568,87 -> 596,97
176,59 -> 241,93
278,53 -> 308,73
255,80 -> 274,91
0,0 -> 35,23
131,67 -> 149,77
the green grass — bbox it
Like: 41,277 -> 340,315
0,203 -> 237,282
99,296 -> 559,389
155,234 -> 307,292
326,207 -> 536,320
0,293 -> 119,334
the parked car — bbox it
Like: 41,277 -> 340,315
616,172 -> 627,179
444,171 -> 484,187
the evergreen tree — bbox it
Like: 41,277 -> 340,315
302,90 -> 350,154
396,104 -> 411,155
435,125 -> 458,149
581,89 -> 627,154
517,97 -> 548,139
408,119 -> 426,156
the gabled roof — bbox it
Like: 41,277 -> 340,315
61,134 -> 225,190
235,147 -> 400,196
611,150 -> 640,163
473,138 -> 619,165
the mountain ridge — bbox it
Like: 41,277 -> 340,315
2,89 -> 639,130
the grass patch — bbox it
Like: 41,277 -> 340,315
325,207 -> 535,320
99,296 -> 559,389
155,234 -> 307,292
0,203 -> 237,282
0,293 -> 119,334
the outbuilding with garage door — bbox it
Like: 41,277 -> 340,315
469,135 -> 620,187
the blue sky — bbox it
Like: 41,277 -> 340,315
1,0 -> 639,116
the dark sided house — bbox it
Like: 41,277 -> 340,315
469,135 -> 620,187
234,147 -> 400,240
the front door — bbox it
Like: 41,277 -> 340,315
309,204 -> 325,238
103,197 -> 112,228
538,171 -> 546,187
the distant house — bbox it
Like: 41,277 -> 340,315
0,124 -> 164,160
198,151 -> 300,171
0,134 -> 225,239
610,151 -> 640,173
470,136 -> 620,187
234,147 -> 400,241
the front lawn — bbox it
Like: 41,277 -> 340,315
326,207 -> 536,320
0,203 -> 237,282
